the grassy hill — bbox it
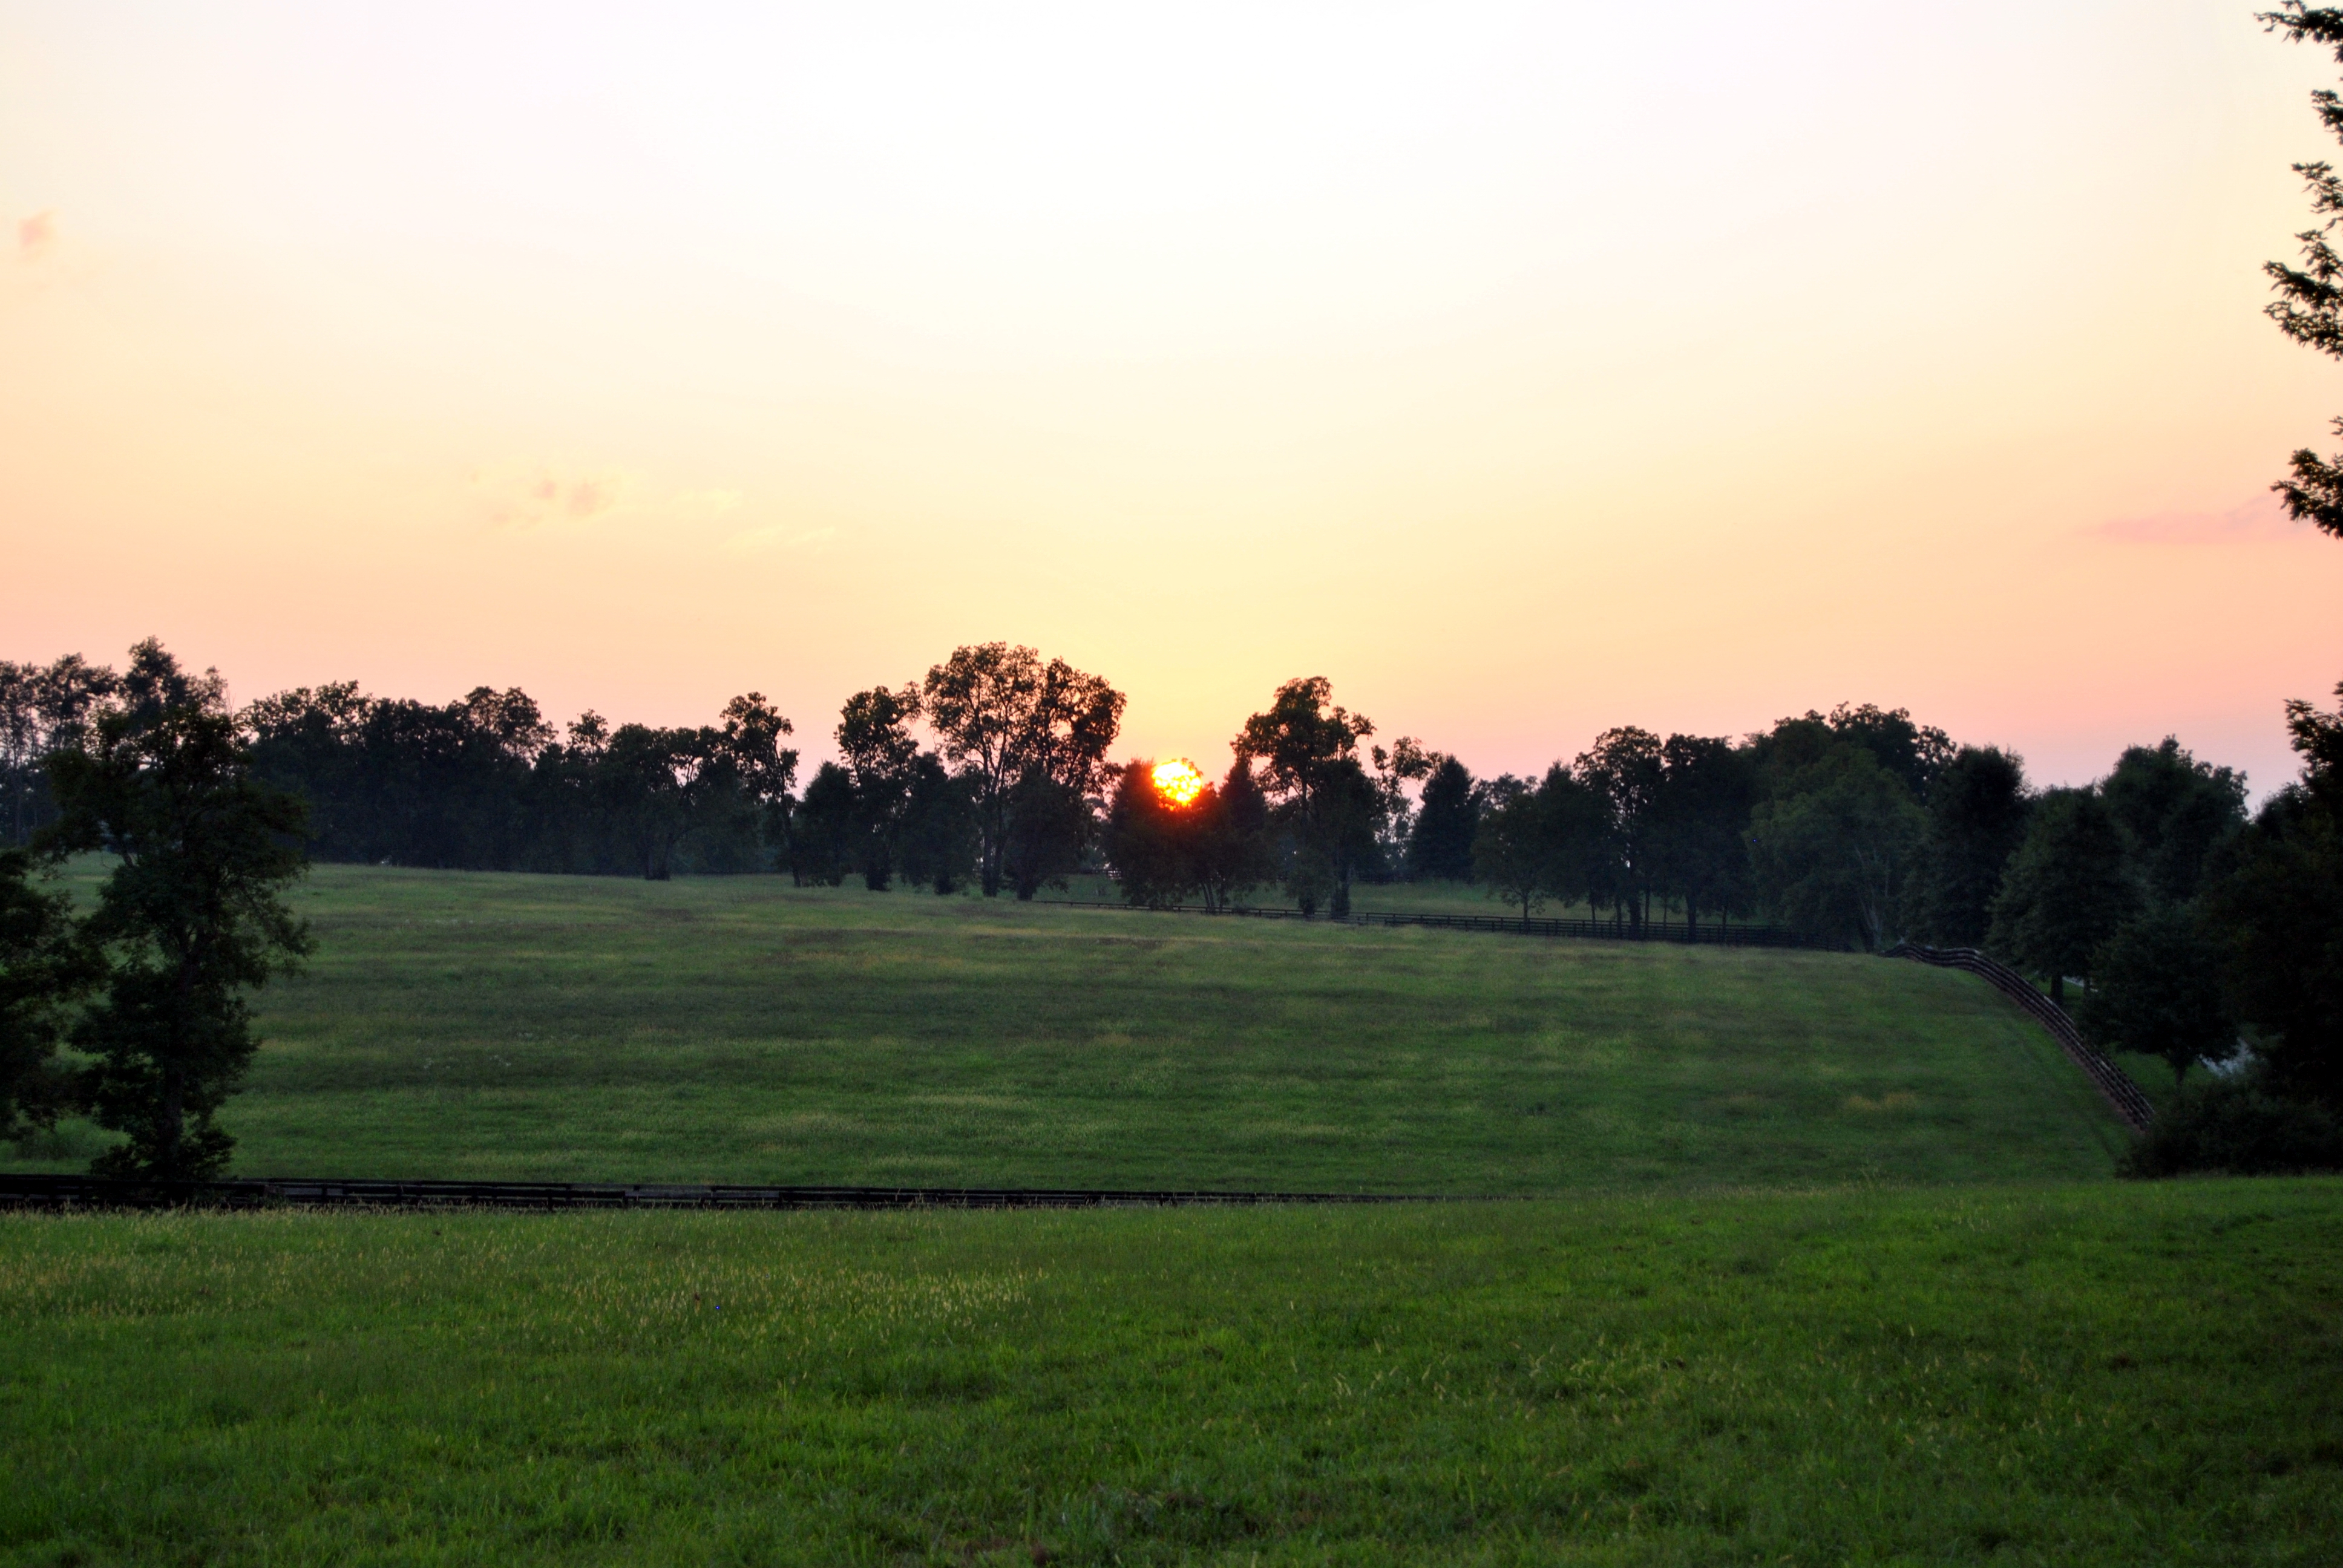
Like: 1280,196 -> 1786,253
15,865 -> 2127,1189
4,1180 -> 2337,1564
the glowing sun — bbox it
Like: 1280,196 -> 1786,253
1152,758 -> 1206,806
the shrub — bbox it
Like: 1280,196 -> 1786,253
2123,1075 -> 2343,1177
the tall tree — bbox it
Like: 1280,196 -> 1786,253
0,846 -> 96,1142
1472,765 -> 1605,926
2077,907 -> 2239,1088
1649,734 -> 1757,937
2200,682 -> 2343,1106
46,647 -> 311,1179
1902,745 -> 2033,946
896,753 -> 978,895
1986,789 -> 2137,1006
836,685 -> 923,891
2100,738 -> 2247,904
922,644 -> 1124,897
788,762 -> 859,886
1405,756 -> 1479,882
1194,761 -> 1274,912
1233,678 -> 1378,916
2258,3 -> 2343,539
1575,727 -> 1663,932
1748,744 -> 1924,951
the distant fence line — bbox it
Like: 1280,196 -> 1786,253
0,1175 -> 1471,1215
1043,899 -> 1810,949
1884,942 -> 2155,1133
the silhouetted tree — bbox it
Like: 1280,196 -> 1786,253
1103,760 -> 1196,908
1987,789 -> 2137,1006
790,762 -> 858,886
2101,737 -> 2247,904
1749,745 -> 1924,950
897,753 -> 978,894
1406,756 -> 1479,882
836,684 -> 924,890
0,846 -> 95,1142
1233,678 -> 1381,915
1650,734 -> 1757,936
2257,2 -> 2343,538
922,644 -> 1124,897
2201,681 -> 2343,1106
1575,727 -> 1663,932
2078,907 -> 2238,1088
46,647 -> 310,1179
1194,761 -> 1274,912
1902,745 -> 2033,945
1472,765 -> 1604,926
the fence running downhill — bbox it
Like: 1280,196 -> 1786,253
1044,899 -> 1809,948
1883,941 -> 2155,1133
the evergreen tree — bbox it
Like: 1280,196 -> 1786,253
1405,757 -> 1478,881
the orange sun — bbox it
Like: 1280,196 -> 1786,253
1152,758 -> 1206,806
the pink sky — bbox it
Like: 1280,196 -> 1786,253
4,1 -> 2339,794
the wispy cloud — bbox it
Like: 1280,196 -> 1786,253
470,466 -> 638,530
16,211 -> 55,262
724,524 -> 837,556
2094,492 -> 2304,544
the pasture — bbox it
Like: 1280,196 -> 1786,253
13,865 -> 2129,1191
3,1180 -> 2339,1566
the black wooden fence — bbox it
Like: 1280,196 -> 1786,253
1044,900 -> 1809,948
1883,941 -> 2155,1133
0,1174 -> 1464,1214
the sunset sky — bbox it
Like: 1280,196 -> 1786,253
4,1 -> 2340,792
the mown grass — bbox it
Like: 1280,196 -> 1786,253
1,1179 -> 2336,1566
12,865 -> 2126,1190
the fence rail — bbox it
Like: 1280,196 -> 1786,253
0,1174 -> 1468,1214
1883,942 -> 2155,1133
1042,899 -> 1809,947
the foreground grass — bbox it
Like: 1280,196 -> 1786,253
1,1179 -> 2336,1565
15,866 -> 2124,1190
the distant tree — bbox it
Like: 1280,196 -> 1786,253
1575,727 -> 1664,932
1902,745 -> 2033,945
790,762 -> 858,887
1649,734 -> 1757,937
1368,736 -> 1437,874
1748,745 -> 1924,950
1753,704 -> 1954,807
2100,738 -> 2247,904
922,645 -> 1124,897
1103,761 -> 1196,908
2077,908 -> 2239,1088
0,846 -> 96,1142
1234,678 -> 1379,916
595,724 -> 710,881
2200,681 -> 2343,1106
1471,765 -> 1604,926
1473,785 -> 1552,924
45,647 -> 310,1179
896,753 -> 978,894
1,653 -> 119,846
1406,756 -> 1479,882
836,685 -> 923,891
1987,789 -> 2137,1006
1194,761 -> 1274,912
2256,2 -> 2343,539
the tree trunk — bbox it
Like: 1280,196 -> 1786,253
2050,973 -> 2065,1008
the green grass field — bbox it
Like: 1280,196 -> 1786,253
11,865 -> 2127,1190
4,1180 -> 2338,1566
